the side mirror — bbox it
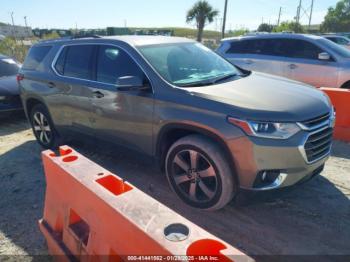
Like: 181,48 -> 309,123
116,76 -> 143,88
318,52 -> 331,61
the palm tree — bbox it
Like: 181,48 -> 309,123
186,0 -> 219,42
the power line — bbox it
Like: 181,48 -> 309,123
295,0 -> 315,27
308,0 -> 314,29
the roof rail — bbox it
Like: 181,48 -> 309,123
71,34 -> 102,39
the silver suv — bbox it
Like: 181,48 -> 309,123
217,33 -> 350,89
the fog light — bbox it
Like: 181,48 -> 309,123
254,170 -> 281,188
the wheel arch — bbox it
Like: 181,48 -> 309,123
155,123 -> 239,186
25,97 -> 47,117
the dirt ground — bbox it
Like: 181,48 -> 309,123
0,115 -> 349,260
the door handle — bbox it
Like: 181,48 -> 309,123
92,91 -> 104,98
289,64 -> 298,69
245,59 -> 254,65
47,82 -> 56,88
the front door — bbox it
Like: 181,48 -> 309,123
283,39 -> 338,88
90,45 -> 154,155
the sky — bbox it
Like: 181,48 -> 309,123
0,0 -> 337,31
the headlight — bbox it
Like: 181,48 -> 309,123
228,117 -> 301,139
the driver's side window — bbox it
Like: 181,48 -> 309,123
96,45 -> 144,85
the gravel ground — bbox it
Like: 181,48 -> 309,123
0,115 -> 349,260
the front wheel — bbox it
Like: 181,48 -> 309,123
165,135 -> 237,210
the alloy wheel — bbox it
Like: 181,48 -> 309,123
170,149 -> 218,203
32,112 -> 52,145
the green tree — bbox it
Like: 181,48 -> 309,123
257,23 -> 274,32
226,28 -> 249,37
0,37 -> 28,62
321,0 -> 350,32
42,31 -> 60,40
186,0 -> 219,42
273,21 -> 305,33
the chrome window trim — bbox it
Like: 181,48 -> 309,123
50,42 -> 154,93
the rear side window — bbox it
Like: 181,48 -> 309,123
227,39 -> 276,55
96,45 -> 144,84
228,38 -> 324,60
227,40 -> 255,54
22,46 -> 52,71
54,45 -> 94,80
63,45 -> 94,79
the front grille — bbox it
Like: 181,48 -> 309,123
304,127 -> 333,162
301,113 -> 330,129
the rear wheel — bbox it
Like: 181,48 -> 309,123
30,104 -> 61,149
165,135 -> 236,210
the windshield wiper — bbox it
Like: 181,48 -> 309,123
176,73 -> 238,87
177,80 -> 214,87
212,73 -> 237,84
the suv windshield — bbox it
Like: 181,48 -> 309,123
138,42 -> 240,87
318,38 -> 350,58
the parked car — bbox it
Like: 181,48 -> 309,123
322,35 -> 350,49
217,33 -> 350,88
19,36 -> 335,210
0,54 -> 22,115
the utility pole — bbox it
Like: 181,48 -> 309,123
222,0 -> 228,39
24,16 -> 28,27
296,0 -> 302,23
277,7 -> 282,26
10,11 -> 16,38
308,0 -> 314,30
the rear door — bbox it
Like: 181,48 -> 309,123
223,39 -> 289,78
282,39 -> 338,87
89,44 -> 154,155
51,44 -> 96,134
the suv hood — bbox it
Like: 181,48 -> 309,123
188,72 -> 331,122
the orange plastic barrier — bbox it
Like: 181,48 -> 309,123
39,146 -> 253,262
320,88 -> 350,142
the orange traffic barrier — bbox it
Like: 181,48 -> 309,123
39,146 -> 253,262
320,88 -> 350,142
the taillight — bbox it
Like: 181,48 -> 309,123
16,73 -> 24,82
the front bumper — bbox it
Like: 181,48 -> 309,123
228,129 -> 332,190
0,95 -> 23,113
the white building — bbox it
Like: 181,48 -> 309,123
0,24 -> 33,38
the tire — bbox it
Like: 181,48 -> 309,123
341,82 -> 350,89
30,104 -> 62,149
165,134 -> 237,210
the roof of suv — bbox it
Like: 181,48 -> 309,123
38,35 -> 194,47
221,33 -> 324,42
